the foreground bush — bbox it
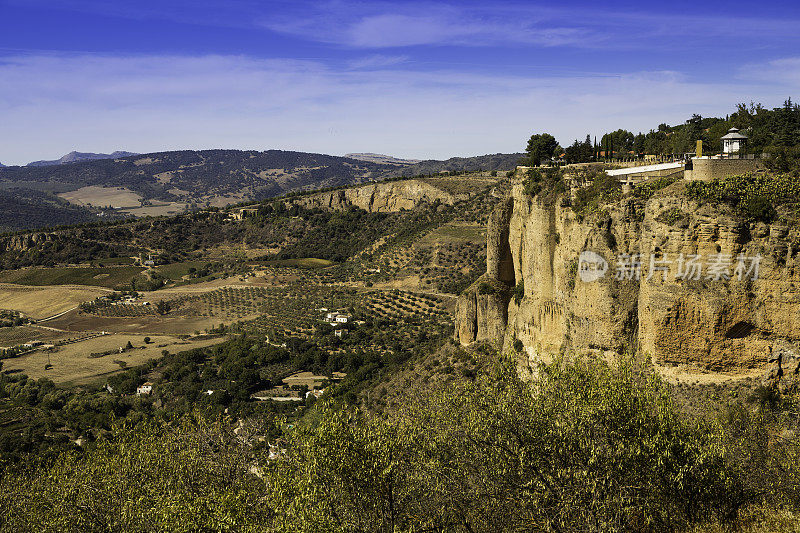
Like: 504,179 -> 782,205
5,356 -> 800,532
267,356 -> 735,532
0,416 -> 272,532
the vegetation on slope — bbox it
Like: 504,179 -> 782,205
0,189 -> 100,232
4,355 -> 800,532
686,172 -> 800,222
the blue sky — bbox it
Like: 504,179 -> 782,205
2,0 -> 800,164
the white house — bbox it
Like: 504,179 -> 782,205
136,382 -> 153,395
325,312 -> 351,325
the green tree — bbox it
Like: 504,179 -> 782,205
156,300 -> 171,316
525,133 -> 559,166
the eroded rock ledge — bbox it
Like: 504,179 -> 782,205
456,176 -> 800,377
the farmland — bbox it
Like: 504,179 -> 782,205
0,283 -> 110,319
2,333 -> 225,386
0,266 -> 144,288
57,186 -> 143,209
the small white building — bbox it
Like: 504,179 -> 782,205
325,312 -> 351,325
136,382 -> 153,395
721,127 -> 748,156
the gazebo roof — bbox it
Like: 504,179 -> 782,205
721,127 -> 748,140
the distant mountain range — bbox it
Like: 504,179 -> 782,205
0,148 -> 522,232
26,151 -> 139,167
344,153 -> 422,165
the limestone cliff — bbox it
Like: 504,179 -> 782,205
456,175 -> 800,378
1,232 -> 56,252
288,179 -> 467,213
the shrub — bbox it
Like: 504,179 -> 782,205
477,282 -> 497,295
656,207 -> 686,226
572,172 -> 622,217
513,280 -> 524,304
685,172 -> 799,222
632,174 -> 681,199
522,167 -> 567,201
267,356 -> 736,532
0,417 -> 270,531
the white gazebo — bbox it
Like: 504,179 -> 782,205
720,127 -> 748,156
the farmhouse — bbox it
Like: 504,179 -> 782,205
136,382 -> 153,395
227,206 -> 260,221
325,311 -> 351,325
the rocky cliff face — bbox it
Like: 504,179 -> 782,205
288,179 -> 466,213
1,232 -> 56,252
456,176 -> 800,378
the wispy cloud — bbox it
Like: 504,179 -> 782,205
347,54 -> 409,70
259,1 -> 800,50
14,0 -> 800,51
0,51 -> 792,165
738,57 -> 800,87
261,3 -> 592,49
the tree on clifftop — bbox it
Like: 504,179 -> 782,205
525,133 -> 559,166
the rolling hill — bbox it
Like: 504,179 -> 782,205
0,149 -> 522,232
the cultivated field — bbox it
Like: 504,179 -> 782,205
44,310 -> 218,336
120,202 -> 187,217
2,333 -> 225,385
0,325 -> 71,347
0,283 -> 110,319
0,266 -> 144,288
58,186 -> 143,208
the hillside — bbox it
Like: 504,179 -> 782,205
0,149 -> 521,232
383,152 -> 523,178
2,166 -> 800,531
343,153 -> 421,165
0,171 -> 500,462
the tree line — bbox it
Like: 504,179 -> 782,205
524,99 -> 800,165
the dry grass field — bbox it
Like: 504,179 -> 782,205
120,202 -> 187,217
416,223 -> 486,246
2,333 -> 225,385
58,186 -> 143,208
45,310 -> 218,336
420,175 -> 500,195
0,283 -> 110,319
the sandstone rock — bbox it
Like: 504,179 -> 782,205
287,179 -> 458,213
454,291 -> 477,345
456,171 -> 800,380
